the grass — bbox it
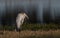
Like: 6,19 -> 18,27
0,23 -> 60,38
21,23 -> 60,31
0,23 -> 60,31
0,30 -> 60,38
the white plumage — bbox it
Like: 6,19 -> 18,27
16,12 -> 29,31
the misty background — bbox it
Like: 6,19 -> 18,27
0,0 -> 60,25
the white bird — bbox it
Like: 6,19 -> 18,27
16,12 -> 29,31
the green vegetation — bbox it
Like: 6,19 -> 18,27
0,23 -> 60,38
22,23 -> 60,31
0,23 -> 60,31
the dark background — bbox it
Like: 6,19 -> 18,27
0,0 -> 60,25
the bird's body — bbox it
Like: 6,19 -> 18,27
16,13 -> 29,31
